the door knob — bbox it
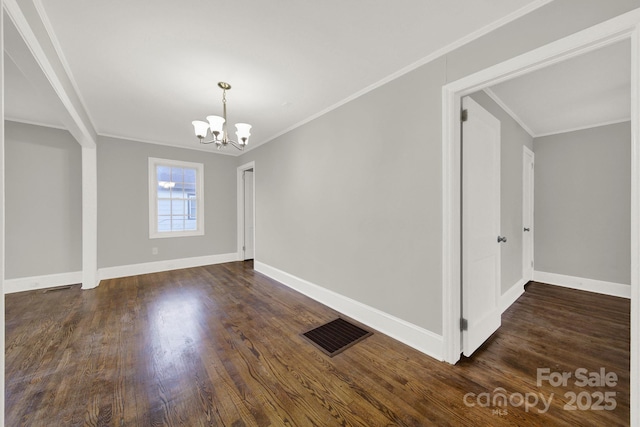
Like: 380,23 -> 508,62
524,228 -> 530,232
497,236 -> 507,243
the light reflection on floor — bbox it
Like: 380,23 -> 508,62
148,289 -> 206,375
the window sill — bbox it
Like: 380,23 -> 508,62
149,230 -> 205,239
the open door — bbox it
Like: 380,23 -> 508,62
462,96 -> 502,357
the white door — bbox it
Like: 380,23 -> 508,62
243,170 -> 254,260
462,96 -> 502,357
522,147 -> 535,282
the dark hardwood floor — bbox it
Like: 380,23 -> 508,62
6,262 -> 630,426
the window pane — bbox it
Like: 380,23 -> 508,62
172,200 -> 185,215
185,219 -> 197,231
184,182 -> 196,193
157,166 -> 171,182
158,199 -> 171,215
188,199 -> 197,219
171,186 -> 187,200
184,168 -> 196,183
174,187 -> 186,200
158,216 -> 172,232
172,218 -> 185,231
157,187 -> 171,198
171,167 -> 184,183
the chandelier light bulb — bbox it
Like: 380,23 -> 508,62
235,123 -> 252,145
192,120 -> 209,139
206,115 -> 225,138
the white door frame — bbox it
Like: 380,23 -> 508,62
522,146 -> 535,282
442,10 -> 640,426
237,161 -> 256,261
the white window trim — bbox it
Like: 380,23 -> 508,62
148,157 -> 204,239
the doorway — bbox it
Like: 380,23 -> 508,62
441,15 -> 639,425
522,146 -> 534,283
243,169 -> 254,260
458,39 -> 631,356
237,161 -> 256,262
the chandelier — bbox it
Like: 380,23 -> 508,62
192,82 -> 252,150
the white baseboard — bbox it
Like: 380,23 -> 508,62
500,278 -> 527,313
254,261 -> 444,361
4,271 -> 83,294
533,271 -> 631,299
98,252 -> 239,280
4,253 -> 240,293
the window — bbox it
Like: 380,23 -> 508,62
149,157 -> 204,238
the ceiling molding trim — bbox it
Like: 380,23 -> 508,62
3,0 -> 97,147
3,116 -> 67,131
31,0 -> 98,132
2,117 -> 238,155
97,132 -> 240,157
251,0 -> 555,150
533,117 -> 632,138
482,87 -> 537,137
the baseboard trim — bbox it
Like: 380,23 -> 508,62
533,271 -> 631,299
254,261 -> 444,361
4,271 -> 83,294
500,278 -> 527,313
98,252 -> 240,281
4,253 -> 240,293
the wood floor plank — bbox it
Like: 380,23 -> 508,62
6,264 -> 630,426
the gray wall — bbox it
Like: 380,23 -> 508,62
534,122 -> 631,285
240,59 -> 446,331
470,91 -> 534,293
239,0 -> 640,335
97,136 -> 237,268
5,120 -> 82,278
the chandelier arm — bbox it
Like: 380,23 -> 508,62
198,138 -> 221,145
227,139 -> 245,151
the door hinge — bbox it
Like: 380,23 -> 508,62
461,109 -> 468,122
242,246 -> 246,251
460,318 -> 468,331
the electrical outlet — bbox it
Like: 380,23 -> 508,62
152,247 -> 158,255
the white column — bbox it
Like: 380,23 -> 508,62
82,145 -> 99,289
630,25 -> 640,427
1,0 -> 7,423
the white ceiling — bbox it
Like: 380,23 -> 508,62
485,39 -> 631,137
4,0 -> 549,154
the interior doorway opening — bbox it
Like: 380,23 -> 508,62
237,161 -> 256,263
441,12 -> 639,425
